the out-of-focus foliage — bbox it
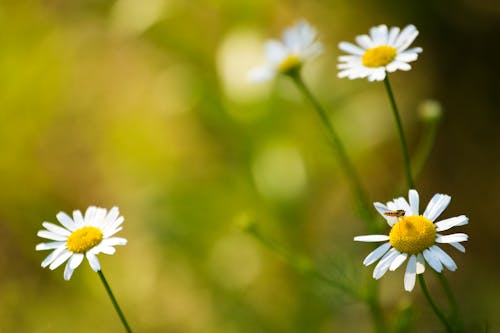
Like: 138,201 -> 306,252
0,0 -> 498,332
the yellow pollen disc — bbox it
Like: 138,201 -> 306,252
66,226 -> 103,253
389,215 -> 436,255
277,55 -> 302,74
362,46 -> 397,67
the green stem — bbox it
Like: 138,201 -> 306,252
383,76 -> 414,189
245,223 -> 356,297
437,273 -> 464,332
290,73 -> 376,231
98,270 -> 133,333
418,274 -> 453,333
288,72 -> 385,330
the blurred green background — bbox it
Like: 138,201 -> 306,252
0,0 -> 499,332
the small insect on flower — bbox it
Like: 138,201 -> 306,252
36,206 -> 127,280
384,210 -> 406,218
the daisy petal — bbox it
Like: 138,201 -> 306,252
92,208 -> 107,226
386,61 -> 411,72
370,25 -> 388,45
94,245 -> 116,255
416,253 -> 426,274
363,242 -> 391,266
49,250 -> 73,270
354,235 -> 390,242
104,226 -> 123,238
338,55 -> 359,62
355,34 -> 373,49
102,237 -> 128,247
393,197 -> 411,213
373,202 -> 389,216
373,248 -> 399,279
41,222 -> 71,236
396,52 -> 419,62
436,233 -> 468,244
64,262 -> 75,281
73,210 -> 85,228
41,246 -> 66,268
387,26 -> 400,45
435,215 -> 469,232
56,212 -> 78,231
84,206 -> 97,225
423,248 -> 443,272
338,42 -> 365,56
367,68 -> 386,81
423,194 -> 451,222
37,230 -> 68,241
104,207 -> 120,226
389,252 -> 408,271
264,40 -> 288,65
337,68 -> 356,78
449,242 -> 466,253
408,189 -> 419,216
104,216 -> 125,235
86,252 -> 101,272
402,47 -> 423,54
404,255 -> 417,291
430,245 -> 457,271
394,25 -> 418,50
68,253 -> 85,270
36,241 -> 65,251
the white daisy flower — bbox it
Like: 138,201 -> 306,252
248,19 -> 323,82
354,190 -> 468,292
36,206 -> 127,280
337,24 -> 422,81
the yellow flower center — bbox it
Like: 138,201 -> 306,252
66,226 -> 103,253
277,55 -> 302,74
389,215 -> 436,255
362,46 -> 397,67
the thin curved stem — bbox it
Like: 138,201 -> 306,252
245,222 -> 356,297
383,76 -> 414,189
437,273 -> 464,332
288,72 -> 385,331
290,73 -> 376,231
98,270 -> 133,333
418,274 -> 453,333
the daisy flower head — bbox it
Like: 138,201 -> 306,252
338,24 -> 422,81
354,190 -> 468,292
248,19 -> 323,82
36,206 -> 127,280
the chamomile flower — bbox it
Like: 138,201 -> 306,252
338,24 -> 422,81
36,206 -> 127,280
354,190 -> 468,291
248,20 -> 323,82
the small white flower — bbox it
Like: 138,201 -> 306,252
248,20 -> 323,82
337,24 -> 422,81
354,190 -> 468,292
36,206 -> 127,280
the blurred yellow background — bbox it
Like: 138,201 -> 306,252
0,0 -> 499,332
